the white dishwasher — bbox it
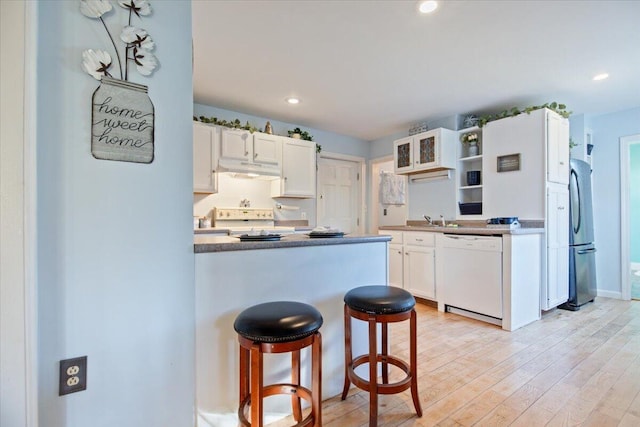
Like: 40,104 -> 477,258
441,234 -> 503,322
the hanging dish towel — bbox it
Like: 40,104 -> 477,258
380,172 -> 406,205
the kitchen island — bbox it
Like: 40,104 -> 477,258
195,233 -> 390,425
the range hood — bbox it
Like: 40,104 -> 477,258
218,158 -> 280,178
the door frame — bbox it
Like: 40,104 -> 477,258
0,1 -> 38,426
620,134 -> 640,301
316,151 -> 366,234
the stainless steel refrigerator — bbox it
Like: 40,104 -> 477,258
560,159 -> 597,310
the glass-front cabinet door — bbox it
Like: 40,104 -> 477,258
393,136 -> 414,173
414,131 -> 439,169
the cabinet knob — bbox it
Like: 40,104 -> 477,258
284,177 -> 288,181
559,161 -> 565,165
397,250 -> 402,254
254,153 -> 258,158
405,252 -> 409,255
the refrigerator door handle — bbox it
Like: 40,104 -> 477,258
571,169 -> 582,234
577,247 -> 597,255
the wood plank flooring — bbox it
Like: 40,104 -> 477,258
270,297 -> 640,426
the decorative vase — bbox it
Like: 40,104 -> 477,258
468,143 -> 479,157
91,77 -> 154,163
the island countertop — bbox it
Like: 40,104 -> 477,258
194,233 -> 391,253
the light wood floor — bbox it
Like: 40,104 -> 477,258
271,297 -> 640,426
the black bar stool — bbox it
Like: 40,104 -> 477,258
234,301 -> 323,427
341,285 -> 422,426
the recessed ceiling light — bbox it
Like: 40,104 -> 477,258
418,1 -> 438,14
593,73 -> 609,81
286,97 -> 300,105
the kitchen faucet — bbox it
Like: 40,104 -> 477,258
423,215 -> 432,224
440,215 -> 446,226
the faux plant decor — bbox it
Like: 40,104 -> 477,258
477,102 -> 571,128
195,116 -> 260,133
287,127 -> 314,141
80,0 -> 158,81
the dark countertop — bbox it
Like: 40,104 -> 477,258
379,220 -> 544,236
194,233 -> 391,253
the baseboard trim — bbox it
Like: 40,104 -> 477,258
597,289 -> 622,299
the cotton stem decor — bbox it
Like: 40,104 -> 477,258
80,0 -> 157,163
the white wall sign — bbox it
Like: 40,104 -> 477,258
91,77 -> 154,163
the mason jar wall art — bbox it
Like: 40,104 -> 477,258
91,77 -> 154,163
80,0 -> 159,164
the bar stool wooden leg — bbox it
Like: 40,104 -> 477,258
410,309 -> 422,416
312,332 -> 322,427
239,346 -> 250,409
341,305 -> 352,400
381,322 -> 389,384
368,314 -> 378,426
250,343 -> 263,427
291,349 -> 302,422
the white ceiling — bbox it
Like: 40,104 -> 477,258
192,1 -> 640,141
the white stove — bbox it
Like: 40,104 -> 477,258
212,207 -> 295,235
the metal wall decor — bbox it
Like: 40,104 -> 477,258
497,153 -> 521,172
80,0 -> 159,164
91,77 -> 154,163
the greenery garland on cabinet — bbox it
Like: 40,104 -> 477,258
477,102 -> 571,128
194,116 -> 321,152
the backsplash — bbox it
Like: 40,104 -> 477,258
193,173 -> 315,224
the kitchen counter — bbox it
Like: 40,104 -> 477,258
195,233 -> 389,418
194,233 -> 389,253
379,220 -> 544,236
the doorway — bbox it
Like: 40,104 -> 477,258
620,134 -> 640,300
370,156 -> 408,232
316,153 -> 364,234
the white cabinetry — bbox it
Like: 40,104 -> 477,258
543,183 -> 569,309
271,138 -> 316,198
393,128 -> 457,174
385,231 -> 404,288
379,230 -> 436,300
219,129 -> 281,175
193,122 -> 219,194
481,108 -> 570,310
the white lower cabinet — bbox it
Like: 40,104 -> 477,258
404,245 -> 436,299
380,230 -> 436,300
388,243 -> 404,288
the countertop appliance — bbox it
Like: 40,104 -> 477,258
560,159 -> 597,310
441,234 -> 503,325
212,207 -> 295,235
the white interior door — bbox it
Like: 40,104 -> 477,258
317,156 -> 360,233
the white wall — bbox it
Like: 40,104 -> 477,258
588,107 -> 640,297
36,2 -> 195,426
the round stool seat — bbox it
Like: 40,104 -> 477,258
344,285 -> 415,314
234,301 -> 323,343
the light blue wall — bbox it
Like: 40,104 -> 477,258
589,107 -> 640,296
194,103 -> 371,159
36,2 -> 194,426
630,143 -> 640,263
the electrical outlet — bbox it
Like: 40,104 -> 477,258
59,356 -> 87,396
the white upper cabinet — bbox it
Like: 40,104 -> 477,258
220,128 -> 251,162
547,112 -> 570,185
193,122 -> 219,194
271,138 -> 316,198
393,128 -> 457,174
252,132 -> 281,165
219,129 -> 281,175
